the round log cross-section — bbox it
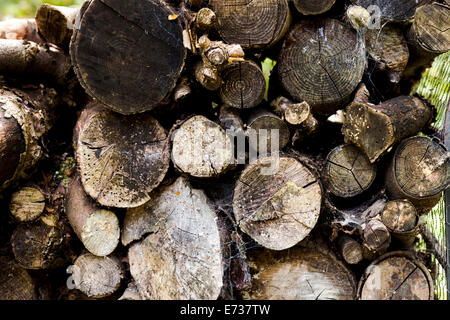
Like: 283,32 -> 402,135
358,251 -> 434,300
233,156 -> 322,250
74,104 -> 170,208
210,0 -> 291,49
70,0 -> 186,114
278,18 -> 366,115
381,200 -> 419,248
385,136 -> 450,214
293,0 -> 336,15
324,144 -> 377,198
219,61 -> 266,109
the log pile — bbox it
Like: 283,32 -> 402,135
0,0 -> 448,300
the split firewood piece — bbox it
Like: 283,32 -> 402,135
233,156 -> 322,250
9,187 -> 45,222
0,256 -> 37,300
365,24 -> 409,83
71,253 -> 123,298
74,104 -> 170,208
246,108 -> 290,153
219,60 -> 266,109
362,219 -> 391,260
66,176 -> 120,257
271,97 -> 318,133
11,214 -> 64,269
358,251 -> 434,300
324,144 -> 377,198
350,0 -> 432,22
0,86 -> 61,191
0,39 -> 72,86
210,0 -> 291,49
381,200 -> 419,248
35,4 -> 79,50
405,3 -> 450,78
127,177 -> 225,299
278,18 -> 366,116
0,19 -> 42,43
337,235 -> 363,265
293,0 -> 336,15
385,136 -> 450,214
241,245 -> 356,300
171,115 -> 234,178
342,96 -> 433,163
70,0 -> 186,114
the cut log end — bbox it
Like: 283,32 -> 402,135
294,0 -> 336,15
324,144 -> 377,198
338,236 -> 363,265
0,256 -> 36,300
9,187 -> 45,222
233,156 -> 322,251
381,200 -> 419,248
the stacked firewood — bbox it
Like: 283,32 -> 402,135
0,0 -> 449,300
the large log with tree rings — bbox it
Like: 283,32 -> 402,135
70,0 -> 186,114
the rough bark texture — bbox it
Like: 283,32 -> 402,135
70,0 -> 186,114
362,218 -> 391,260
74,103 -> 170,208
171,115 -> 234,178
233,156 -> 322,250
72,253 -> 123,298
350,0 -> 432,22
127,177 -> 225,300
9,187 -> 45,222
293,0 -> 336,15
324,144 -> 377,198
241,239 -> 356,300
0,86 -> 61,191
210,0 -> 291,49
358,251 -> 434,300
385,136 -> 449,214
35,4 -> 78,49
278,18 -> 366,116
0,256 -> 37,300
219,60 -> 266,109
0,19 -> 42,43
65,176 -> 120,256
381,200 -> 419,248
342,96 -> 433,163
366,24 -> 409,83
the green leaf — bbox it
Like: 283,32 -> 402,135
261,57 -> 277,102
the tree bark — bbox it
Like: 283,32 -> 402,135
35,4 -> 79,50
0,86 -> 61,190
210,0 -> 291,49
65,176 -> 120,257
74,103 -> 170,208
358,251 -> 434,300
70,0 -> 186,114
171,115 -> 234,178
342,96 -> 434,163
127,177 -> 226,300
293,0 -> 336,15
0,19 -> 43,43
0,256 -> 37,300
385,136 -> 449,214
233,156 -> 322,250
350,0 -> 432,22
71,253 -> 123,298
323,144 -> 377,198
381,200 -> 419,249
337,235 -> 363,265
362,218 -> 391,260
278,18 -> 366,116
9,186 -> 45,222
219,60 -> 266,109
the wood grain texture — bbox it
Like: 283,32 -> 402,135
0,256 -> 36,300
350,0 -> 432,22
9,187 -> 45,222
293,0 -> 336,15
70,0 -> 186,114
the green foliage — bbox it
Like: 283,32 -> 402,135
261,57 -> 277,102
0,0 -> 84,19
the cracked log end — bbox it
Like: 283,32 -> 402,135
324,144 -> 377,198
72,253 -> 123,298
74,104 -> 170,208
171,115 -> 233,178
127,177 -> 224,300
358,251 -> 434,300
233,156 -> 322,251
9,187 -> 45,222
